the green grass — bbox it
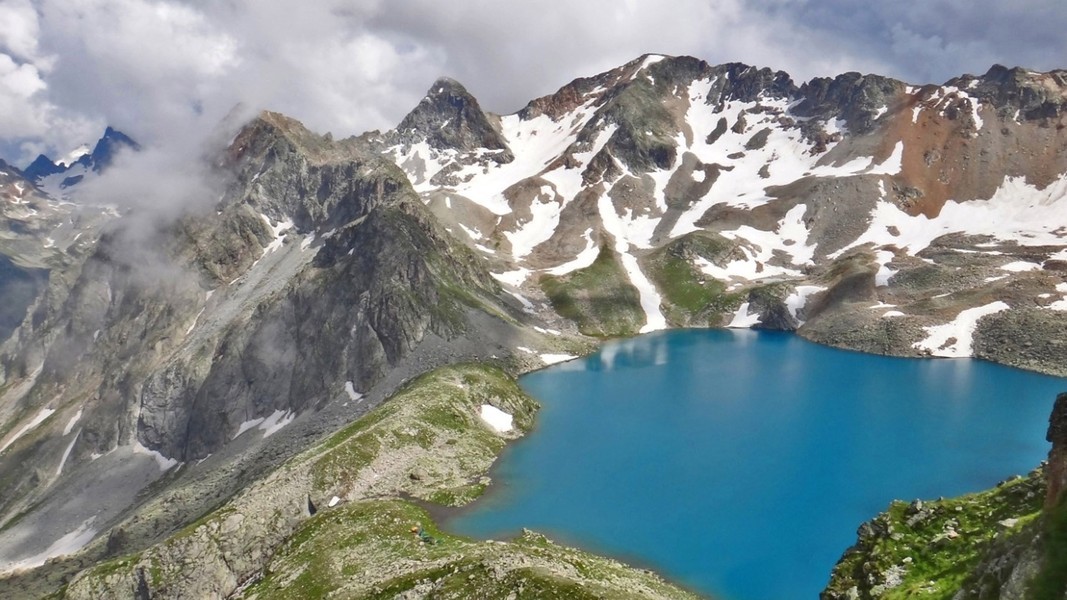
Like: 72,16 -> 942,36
539,245 -> 644,337
824,472 -> 1046,599
644,232 -> 743,325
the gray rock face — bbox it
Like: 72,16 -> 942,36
796,72 -> 904,135
393,77 -> 512,155
968,65 -> 1067,122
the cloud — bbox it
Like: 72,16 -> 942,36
2,0 -> 1066,169
0,0 -> 45,63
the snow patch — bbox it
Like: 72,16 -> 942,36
545,229 -> 598,275
727,302 -> 761,328
133,440 -> 179,471
185,307 -> 206,335
541,353 -> 577,365
507,290 -> 537,313
259,215 -> 294,256
234,417 -> 265,439
1000,261 -> 1041,272
479,404 -> 513,433
832,176 -> 1067,260
504,188 -> 562,259
56,431 -> 79,476
344,381 -> 363,402
619,252 -> 667,333
458,223 -> 483,240
913,301 -> 1010,357
259,410 -> 296,437
784,286 -> 826,323
0,408 -> 56,453
63,407 -> 83,436
491,268 -> 531,287
875,250 -> 898,286
0,517 -> 97,574
868,141 -> 904,175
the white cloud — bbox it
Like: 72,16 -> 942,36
1,0 -> 1065,168
0,54 -> 49,138
0,0 -> 45,63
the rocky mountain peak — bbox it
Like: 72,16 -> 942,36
22,154 -> 66,181
394,76 -> 511,156
713,62 -> 797,103
87,126 -> 139,171
226,110 -> 376,174
960,64 -> 1067,122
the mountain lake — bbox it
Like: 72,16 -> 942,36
446,329 -> 1066,599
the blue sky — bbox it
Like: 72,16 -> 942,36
1,0 -> 1065,165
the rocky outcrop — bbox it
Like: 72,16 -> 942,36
967,65 -> 1067,123
1046,392 -> 1067,509
796,72 -> 904,136
21,127 -> 138,186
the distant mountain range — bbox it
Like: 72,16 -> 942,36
20,127 -> 139,198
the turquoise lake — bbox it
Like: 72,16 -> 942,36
446,329 -> 1066,599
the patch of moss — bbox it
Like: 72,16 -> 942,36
539,245 -> 644,337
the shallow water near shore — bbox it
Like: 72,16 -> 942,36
446,329 -> 1066,599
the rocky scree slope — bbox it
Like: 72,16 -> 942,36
0,111 -> 574,588
378,54 -> 1067,375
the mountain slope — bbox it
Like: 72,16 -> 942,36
380,54 -> 1067,375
